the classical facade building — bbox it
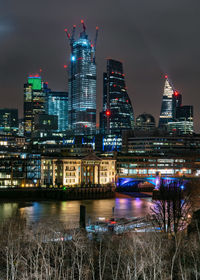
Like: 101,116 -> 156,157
41,154 -> 116,187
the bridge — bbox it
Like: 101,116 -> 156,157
116,175 -> 197,189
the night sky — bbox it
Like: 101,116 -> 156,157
1,0 -> 200,131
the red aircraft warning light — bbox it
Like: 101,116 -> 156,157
174,90 -> 179,96
106,110 -> 111,116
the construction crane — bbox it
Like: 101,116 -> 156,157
64,24 -> 76,51
81,19 -> 86,32
94,26 -> 99,50
93,26 -> 99,63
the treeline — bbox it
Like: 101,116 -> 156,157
0,214 -> 200,280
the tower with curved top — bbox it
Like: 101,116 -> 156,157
100,59 -> 134,134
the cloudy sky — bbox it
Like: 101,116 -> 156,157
1,0 -> 200,130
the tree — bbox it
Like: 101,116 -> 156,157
151,181 -> 191,234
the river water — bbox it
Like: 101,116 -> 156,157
0,197 -> 152,228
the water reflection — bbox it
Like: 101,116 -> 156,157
0,198 -> 153,228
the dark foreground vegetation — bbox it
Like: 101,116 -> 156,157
0,179 -> 199,279
0,212 -> 200,280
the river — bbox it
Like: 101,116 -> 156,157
0,197 -> 152,228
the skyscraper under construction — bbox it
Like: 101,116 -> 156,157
100,59 -> 134,134
66,21 -> 98,135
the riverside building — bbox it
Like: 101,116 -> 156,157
41,153 -> 116,187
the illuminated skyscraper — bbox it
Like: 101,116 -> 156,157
24,75 -> 50,136
168,105 -> 194,135
172,90 -> 182,119
0,109 -> 18,134
158,75 -> 174,129
66,21 -> 98,135
46,91 -> 68,132
100,59 -> 134,134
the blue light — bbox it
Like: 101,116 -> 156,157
71,56 -> 76,61
180,185 -> 184,190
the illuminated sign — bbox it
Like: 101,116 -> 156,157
28,76 -> 42,90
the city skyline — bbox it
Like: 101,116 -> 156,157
1,0 -> 200,131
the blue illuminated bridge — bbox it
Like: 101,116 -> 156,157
116,175 -> 195,189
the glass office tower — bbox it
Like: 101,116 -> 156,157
0,109 -> 18,134
168,105 -> 194,134
158,75 -> 174,129
68,25 -> 96,135
100,59 -> 134,134
24,75 -> 50,136
46,91 -> 68,132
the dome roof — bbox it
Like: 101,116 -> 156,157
136,113 -> 155,125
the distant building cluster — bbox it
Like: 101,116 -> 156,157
0,21 -> 198,188
0,21 -> 194,143
159,76 -> 193,135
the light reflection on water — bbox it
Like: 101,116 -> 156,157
0,198 -> 153,228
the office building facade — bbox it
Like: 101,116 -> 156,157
24,75 -> 50,136
0,109 -> 18,134
46,91 -> 68,132
100,59 -> 134,134
168,105 -> 194,134
158,76 -> 174,128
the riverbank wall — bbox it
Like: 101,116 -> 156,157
0,187 -> 115,201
